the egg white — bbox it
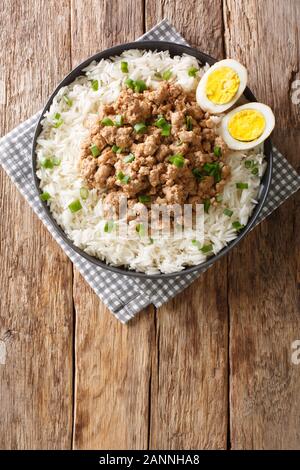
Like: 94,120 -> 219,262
196,59 -> 247,114
220,102 -> 275,150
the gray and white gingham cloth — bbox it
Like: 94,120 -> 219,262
1,19 -> 300,323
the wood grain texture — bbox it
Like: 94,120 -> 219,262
146,0 -> 229,450
224,0 -> 300,450
0,0 -> 73,449
70,0 -> 155,450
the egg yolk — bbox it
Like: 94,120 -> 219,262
205,66 -> 240,104
228,109 -> 266,142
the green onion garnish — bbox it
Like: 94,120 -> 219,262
114,115 -> 124,127
104,220 -> 114,233
204,199 -> 211,213
186,115 -> 193,131
101,117 -> 114,126
134,122 -> 147,134
216,194 -> 223,203
53,113 -> 63,128
232,221 -> 245,232
134,79 -> 147,93
244,160 -> 252,169
154,117 -> 167,128
252,167 -> 259,175
80,188 -> 89,200
40,192 -> 51,201
154,72 -> 162,80
188,66 -> 198,77
161,124 -> 171,136
224,208 -> 233,217
41,158 -> 54,169
121,61 -> 129,73
90,144 -> 101,157
63,95 -> 73,107
201,244 -> 213,254
162,70 -> 172,80
123,153 -> 135,163
236,182 -> 248,190
203,162 -> 221,183
112,145 -> 120,153
192,168 -> 203,180
68,199 -> 82,213
136,223 -> 146,236
125,78 -> 135,90
168,154 -> 185,168
53,157 -> 61,166
91,79 -> 99,91
213,146 -> 222,157
138,195 -> 151,203
117,171 -> 131,184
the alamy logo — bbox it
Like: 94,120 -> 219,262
291,340 -> 300,365
291,80 -> 300,105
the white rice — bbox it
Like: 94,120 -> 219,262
36,49 -> 266,274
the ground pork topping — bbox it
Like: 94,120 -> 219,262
79,81 -> 230,217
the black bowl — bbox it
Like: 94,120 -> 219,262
32,41 -> 273,279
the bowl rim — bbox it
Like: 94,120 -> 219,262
32,40 -> 273,279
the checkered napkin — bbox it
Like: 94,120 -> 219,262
1,20 -> 300,323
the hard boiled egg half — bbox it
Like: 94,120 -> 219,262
196,59 -> 247,113
220,102 -> 275,150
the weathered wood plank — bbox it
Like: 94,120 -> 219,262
146,0 -> 229,450
0,0 -> 73,449
70,0 -> 154,450
224,0 -> 300,449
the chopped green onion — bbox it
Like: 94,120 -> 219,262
213,146 -> 222,157
136,223 -> 146,236
154,117 -> 167,128
104,220 -> 114,233
244,160 -> 252,169
125,78 -> 135,89
134,79 -> 147,93
121,61 -> 129,73
40,191 -> 51,201
162,70 -> 172,80
114,115 -> 124,127
63,95 -> 73,107
101,117 -> 114,126
149,237 -> 154,244
216,194 -> 223,203
204,199 -> 211,213
161,124 -> 171,136
134,122 -> 147,134
252,167 -> 259,175
200,244 -> 213,254
53,113 -> 63,128
123,153 -> 135,163
232,221 -> 245,232
112,145 -> 120,153
68,199 -> 82,213
154,72 -> 162,80
203,162 -> 221,183
168,154 -> 185,168
186,115 -> 193,131
91,79 -> 99,91
41,158 -> 54,169
192,168 -> 203,180
224,208 -> 233,217
117,171 -> 131,184
138,195 -> 151,203
90,144 -> 101,157
236,182 -> 249,190
80,188 -> 89,200
188,66 -> 198,77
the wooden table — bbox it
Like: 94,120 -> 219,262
0,0 -> 299,450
